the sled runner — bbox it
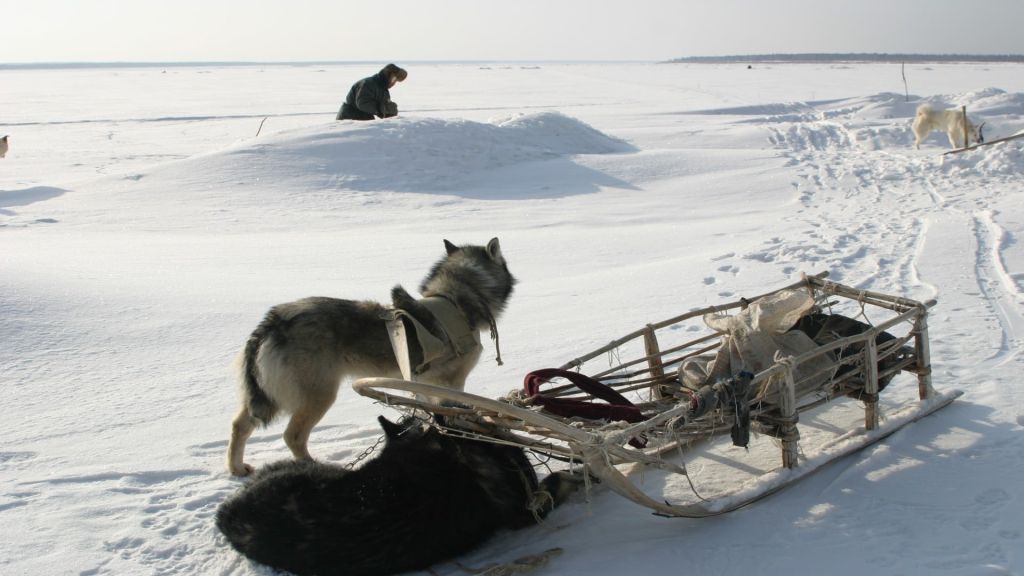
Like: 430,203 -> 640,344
353,272 -> 961,518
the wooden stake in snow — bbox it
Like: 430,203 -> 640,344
902,62 -> 909,102
962,106 -> 969,149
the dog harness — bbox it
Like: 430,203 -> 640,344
385,296 -> 480,380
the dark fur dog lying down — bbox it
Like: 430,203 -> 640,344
216,416 -> 579,576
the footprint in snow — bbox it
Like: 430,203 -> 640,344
0,451 -> 37,464
974,488 -> 1011,506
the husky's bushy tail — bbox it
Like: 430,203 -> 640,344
239,310 -> 280,425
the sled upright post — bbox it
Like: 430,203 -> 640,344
863,336 -> 880,430
643,325 -> 666,387
914,307 -> 935,400
779,367 -> 800,469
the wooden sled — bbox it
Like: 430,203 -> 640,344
353,272 -> 961,518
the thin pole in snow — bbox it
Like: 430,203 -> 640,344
962,106 -> 968,149
901,62 -> 909,102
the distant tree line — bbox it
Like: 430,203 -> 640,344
666,53 -> 1024,64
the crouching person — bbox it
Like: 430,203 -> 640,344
336,63 -> 407,120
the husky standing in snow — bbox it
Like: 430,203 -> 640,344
217,415 -> 580,576
227,238 -> 516,476
912,104 -> 985,149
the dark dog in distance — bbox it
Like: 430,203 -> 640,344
216,416 -> 580,576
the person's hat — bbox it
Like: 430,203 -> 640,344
381,63 -> 408,82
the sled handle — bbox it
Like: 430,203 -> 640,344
352,377 -> 597,444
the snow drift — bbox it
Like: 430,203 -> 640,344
143,111 -> 635,194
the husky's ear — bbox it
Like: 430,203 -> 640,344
377,415 -> 406,439
486,237 -> 502,261
444,239 -> 460,255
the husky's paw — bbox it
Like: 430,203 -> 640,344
228,462 -> 255,477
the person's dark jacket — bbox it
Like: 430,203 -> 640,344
336,71 -> 398,120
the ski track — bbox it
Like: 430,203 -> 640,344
973,210 -> 1024,366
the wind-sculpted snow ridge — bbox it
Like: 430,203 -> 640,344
0,186 -> 67,226
148,112 -> 635,194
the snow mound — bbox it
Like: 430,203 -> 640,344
914,88 -> 1024,115
942,142 -> 1024,177
845,93 -> 920,120
969,89 -> 1024,115
149,112 -> 633,194
489,112 -> 632,155
690,102 -> 825,117
768,122 -> 851,152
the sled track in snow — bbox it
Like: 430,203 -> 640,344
764,101 -> 1024,373
972,210 -> 1024,367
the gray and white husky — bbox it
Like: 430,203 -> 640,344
227,238 -> 516,476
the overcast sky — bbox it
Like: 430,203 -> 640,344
4,0 -> 1023,63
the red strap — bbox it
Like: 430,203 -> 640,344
524,369 -> 647,448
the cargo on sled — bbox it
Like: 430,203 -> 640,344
353,272 -> 960,517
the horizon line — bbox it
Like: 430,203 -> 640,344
0,59 -> 650,69
3,53 -> 1024,69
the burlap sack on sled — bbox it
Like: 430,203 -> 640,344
679,289 -> 836,405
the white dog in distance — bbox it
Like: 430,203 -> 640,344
912,104 -> 985,149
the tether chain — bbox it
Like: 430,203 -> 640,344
344,433 -> 386,470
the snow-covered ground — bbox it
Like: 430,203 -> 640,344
2,61 -> 1023,575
